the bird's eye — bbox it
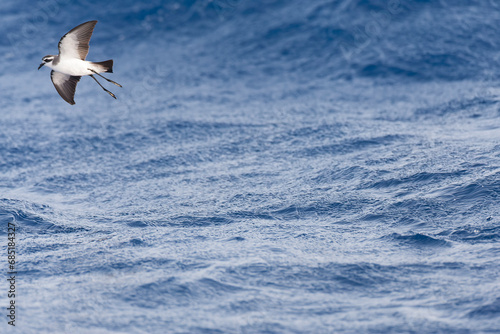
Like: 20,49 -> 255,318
44,59 -> 50,62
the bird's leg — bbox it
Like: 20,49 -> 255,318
88,69 -> 122,87
90,74 -> 117,99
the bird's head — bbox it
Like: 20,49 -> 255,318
38,55 -> 55,70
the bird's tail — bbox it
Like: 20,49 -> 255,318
93,59 -> 113,73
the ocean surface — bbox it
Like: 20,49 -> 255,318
1,0 -> 500,333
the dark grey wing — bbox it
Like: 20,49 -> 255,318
58,20 -> 97,60
51,70 -> 81,105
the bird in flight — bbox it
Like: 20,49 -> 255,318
38,20 -> 122,105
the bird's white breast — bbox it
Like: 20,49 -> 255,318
48,58 -> 94,76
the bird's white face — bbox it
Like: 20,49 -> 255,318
38,55 -> 55,70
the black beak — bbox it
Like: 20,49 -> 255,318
38,63 -> 44,70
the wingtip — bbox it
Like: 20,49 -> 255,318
83,20 -> 98,27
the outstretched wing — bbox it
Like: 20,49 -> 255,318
51,70 -> 81,105
58,20 -> 97,60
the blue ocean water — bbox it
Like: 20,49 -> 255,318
1,0 -> 500,333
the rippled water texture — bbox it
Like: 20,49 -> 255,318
1,0 -> 500,333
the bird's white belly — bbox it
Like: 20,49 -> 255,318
51,58 -> 94,76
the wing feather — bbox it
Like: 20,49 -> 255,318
58,20 -> 97,60
51,71 -> 81,105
